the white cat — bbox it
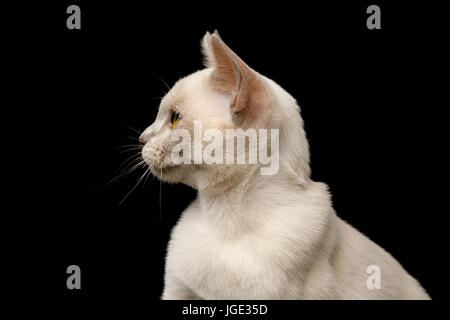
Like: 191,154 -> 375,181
139,31 -> 430,299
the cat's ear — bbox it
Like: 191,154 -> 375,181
202,31 -> 271,123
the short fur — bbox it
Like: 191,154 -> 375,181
139,31 -> 430,299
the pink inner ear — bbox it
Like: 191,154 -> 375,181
230,70 -> 249,112
202,31 -> 273,126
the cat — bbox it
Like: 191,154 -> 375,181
139,31 -> 430,299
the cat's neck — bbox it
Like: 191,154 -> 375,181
197,166 -> 308,237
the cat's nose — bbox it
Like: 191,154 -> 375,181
140,125 -> 155,146
139,134 -> 147,146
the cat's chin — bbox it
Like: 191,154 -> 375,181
150,164 -> 184,183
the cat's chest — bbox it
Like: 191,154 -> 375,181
168,211 -> 260,275
166,204 -> 294,298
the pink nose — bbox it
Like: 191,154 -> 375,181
139,135 -> 147,146
139,127 -> 154,146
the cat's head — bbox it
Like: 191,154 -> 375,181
140,31 -> 310,190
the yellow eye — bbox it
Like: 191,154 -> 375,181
171,111 -> 182,128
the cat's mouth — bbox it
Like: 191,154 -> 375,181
141,150 -> 179,175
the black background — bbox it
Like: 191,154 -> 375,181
5,0 -> 446,315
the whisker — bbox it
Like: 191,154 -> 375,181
115,144 -> 141,149
93,158 -> 145,191
159,167 -> 163,230
125,135 -> 139,142
118,159 -> 146,176
153,73 -> 171,92
116,153 -> 143,173
125,126 -> 142,135
143,166 -> 155,187
118,162 -> 148,206
141,166 -> 151,188
119,147 -> 142,154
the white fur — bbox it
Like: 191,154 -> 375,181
140,32 -> 430,300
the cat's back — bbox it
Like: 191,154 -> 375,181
331,217 -> 430,299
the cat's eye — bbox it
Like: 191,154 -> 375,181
171,111 -> 182,128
